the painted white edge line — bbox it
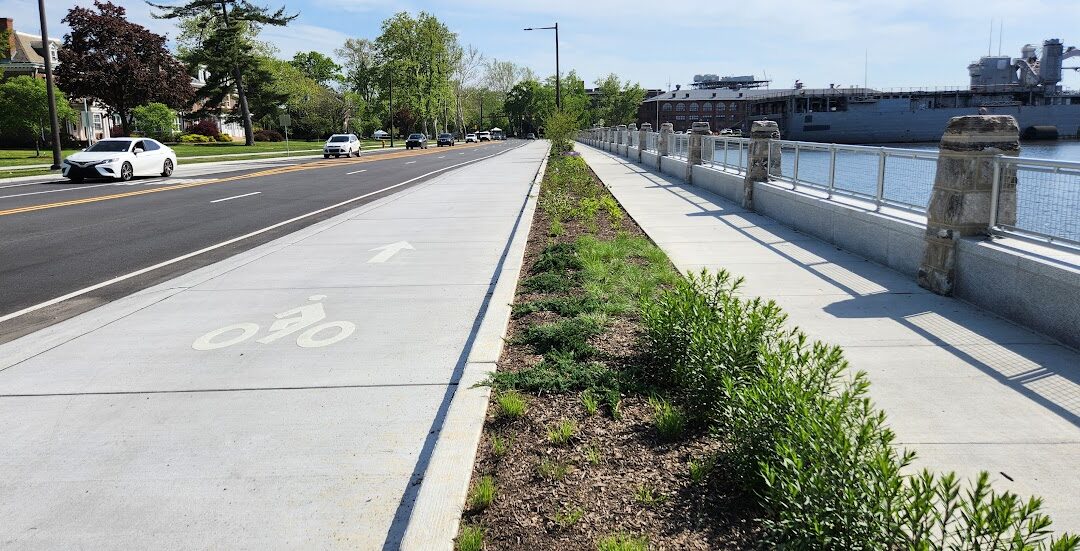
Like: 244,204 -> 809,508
405,161 -> 417,164
399,142 -> 548,551
345,169 -> 367,175
210,191 -> 262,203
0,144 -> 527,325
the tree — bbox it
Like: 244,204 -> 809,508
131,102 -> 177,141
290,51 -> 341,86
374,12 -> 457,135
0,76 -> 77,155
56,1 -> 192,135
590,73 -> 646,126
151,0 -> 297,145
504,79 -> 554,136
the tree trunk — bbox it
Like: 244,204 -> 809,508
119,109 -> 130,137
233,66 -> 254,146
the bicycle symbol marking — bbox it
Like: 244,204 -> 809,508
192,295 -> 356,350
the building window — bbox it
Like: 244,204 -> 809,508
49,44 -> 58,63
662,103 -> 672,112
676,103 -> 685,112
717,103 -> 726,112
702,103 -> 712,112
689,103 -> 699,112
730,102 -> 737,110
675,115 -> 686,121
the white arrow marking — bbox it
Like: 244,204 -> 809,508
368,241 -> 414,263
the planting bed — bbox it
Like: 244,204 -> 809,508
457,151 -> 758,550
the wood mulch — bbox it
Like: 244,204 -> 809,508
460,154 -> 759,550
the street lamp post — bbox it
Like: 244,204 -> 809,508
523,23 -> 560,110
37,0 -> 63,170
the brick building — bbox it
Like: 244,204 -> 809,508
637,75 -> 775,132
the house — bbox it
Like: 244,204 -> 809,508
1,17 -> 242,143
637,75 -> 773,133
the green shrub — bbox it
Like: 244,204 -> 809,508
456,525 -> 484,551
543,109 -> 579,154
577,197 -> 601,232
577,234 -> 679,315
495,391 -> 527,420
688,454 -> 717,484
649,396 -> 686,441
641,269 -> 786,425
549,218 -> 564,237
522,271 -> 577,293
531,242 -> 581,274
215,133 -> 233,142
491,434 -> 511,457
512,296 -> 600,319
179,133 -> 211,143
467,475 -> 496,511
486,350 -> 618,394
581,389 -> 600,415
600,195 -> 624,229
596,534 -> 648,551
515,314 -> 605,359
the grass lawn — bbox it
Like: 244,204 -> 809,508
0,139 -> 392,168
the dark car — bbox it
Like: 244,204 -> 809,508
526,133 -> 537,140
436,133 -> 455,147
405,133 -> 428,150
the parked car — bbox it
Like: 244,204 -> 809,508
491,129 -> 506,140
526,133 -> 536,140
478,131 -> 491,142
372,130 -> 390,140
323,134 -> 361,158
719,128 -> 733,136
62,137 -> 176,183
465,133 -> 478,143
436,133 -> 455,147
405,133 -> 428,150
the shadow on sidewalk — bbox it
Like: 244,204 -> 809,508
594,149 -> 1080,430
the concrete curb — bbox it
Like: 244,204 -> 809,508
399,145 -> 549,551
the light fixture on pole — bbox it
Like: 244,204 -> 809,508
523,23 -> 560,109
37,0 -> 63,170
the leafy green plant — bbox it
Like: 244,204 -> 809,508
577,234 -> 679,315
600,195 -> 624,229
577,197 -> 601,232
486,350 -> 618,394
583,443 -> 602,465
468,475 -> 496,511
537,457 -> 570,481
547,419 -> 577,446
581,389 -> 600,415
549,218 -> 564,237
554,506 -> 584,528
649,396 -> 686,441
596,534 -> 648,551
688,454 -> 717,484
491,434 -> 511,458
634,484 -> 667,507
515,314 -> 605,359
544,109 -> 579,154
456,524 -> 484,551
522,271 -> 578,293
495,391 -> 527,420
531,242 -> 581,274
604,389 -> 623,420
513,296 -> 600,319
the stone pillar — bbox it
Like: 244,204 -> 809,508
686,121 -> 710,183
638,123 -> 651,163
616,124 -> 627,146
918,115 -> 1019,295
658,123 -> 673,156
742,120 -> 780,210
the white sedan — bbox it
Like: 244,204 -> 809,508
62,137 -> 177,182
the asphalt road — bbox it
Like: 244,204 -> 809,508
0,140 -> 520,342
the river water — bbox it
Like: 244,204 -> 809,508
770,140 -> 1079,242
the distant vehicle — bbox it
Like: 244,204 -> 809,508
526,133 -> 536,140
372,130 -> 390,140
478,131 -> 491,141
63,137 -> 176,183
719,128 -> 733,136
323,134 -> 361,158
465,133 -> 478,143
437,133 -> 455,147
405,133 -> 428,150
490,128 -> 506,140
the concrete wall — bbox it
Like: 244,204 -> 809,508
642,151 -> 659,170
578,138 -> 1080,349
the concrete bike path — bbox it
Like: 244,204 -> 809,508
577,144 -> 1080,533
0,141 -> 548,549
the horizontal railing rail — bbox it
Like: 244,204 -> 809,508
703,136 -> 750,173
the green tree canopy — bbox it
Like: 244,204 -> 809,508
56,1 -> 192,134
589,73 -> 646,127
131,102 -> 177,141
0,76 -> 77,155
290,51 -> 341,85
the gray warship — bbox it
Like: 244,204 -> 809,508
746,39 -> 1080,143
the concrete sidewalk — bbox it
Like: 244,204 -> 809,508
0,141 -> 547,549
578,144 -> 1080,532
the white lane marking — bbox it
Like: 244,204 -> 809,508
405,161 -> 417,164
0,182 -> 117,199
210,191 -> 262,203
0,143 -> 528,325
346,169 -> 367,175
459,152 -> 466,155
0,180 -> 62,190
367,241 -> 414,263
437,156 -> 446,159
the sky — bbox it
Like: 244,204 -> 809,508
4,0 -> 1079,92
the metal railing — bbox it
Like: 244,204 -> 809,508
645,132 -> 658,153
669,133 -> 689,159
991,156 -> 1080,248
703,136 -> 750,173
767,139 -> 938,212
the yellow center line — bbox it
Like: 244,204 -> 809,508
0,142 -> 489,218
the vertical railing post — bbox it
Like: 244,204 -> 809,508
875,148 -> 887,211
988,156 -> 1002,231
793,142 -> 800,187
827,144 -> 837,198
723,139 -> 729,167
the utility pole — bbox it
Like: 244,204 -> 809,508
38,0 -> 62,169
